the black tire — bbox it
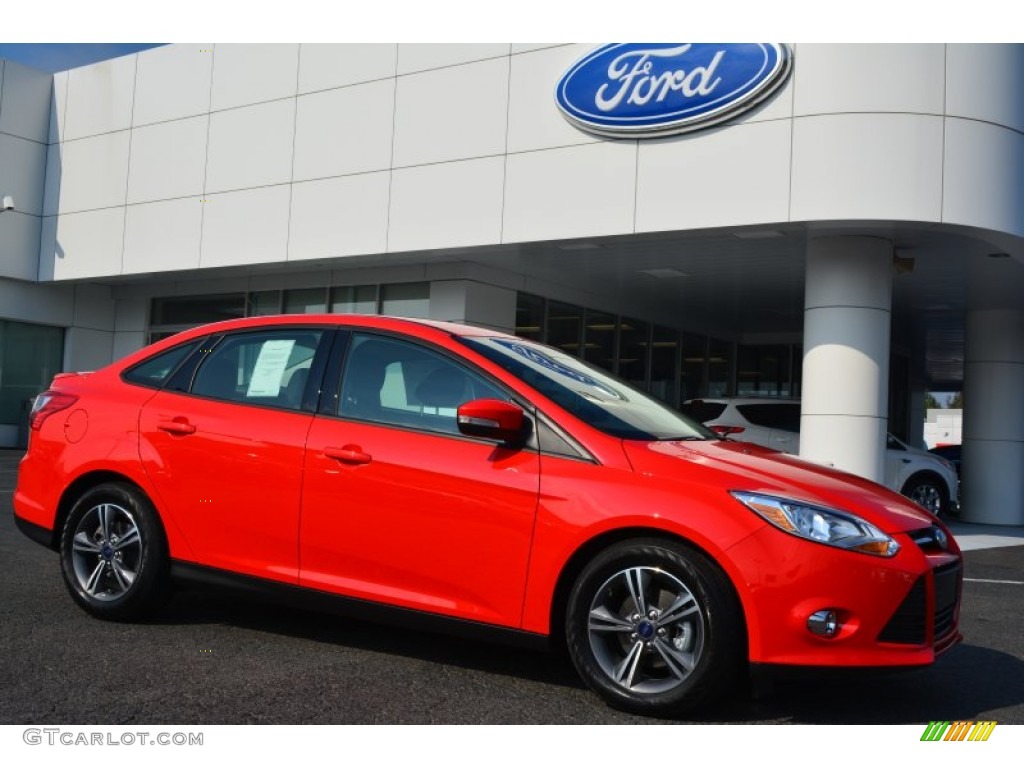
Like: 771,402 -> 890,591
901,473 -> 948,518
565,538 -> 744,717
59,482 -> 170,621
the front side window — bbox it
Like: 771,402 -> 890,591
339,334 -> 506,435
191,330 -> 324,410
461,337 -> 713,442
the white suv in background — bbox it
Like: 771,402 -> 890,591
681,398 -> 959,518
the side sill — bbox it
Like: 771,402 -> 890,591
170,561 -> 551,652
14,513 -> 55,550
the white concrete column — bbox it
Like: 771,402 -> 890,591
801,237 -> 893,482
962,309 -> 1024,525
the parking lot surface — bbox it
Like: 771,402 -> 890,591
2,449 -> 1022,725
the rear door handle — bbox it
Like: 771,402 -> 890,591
324,445 -> 372,465
157,419 -> 196,435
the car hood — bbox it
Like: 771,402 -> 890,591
623,438 -> 938,534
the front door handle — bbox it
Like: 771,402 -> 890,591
157,419 -> 196,436
324,445 -> 372,465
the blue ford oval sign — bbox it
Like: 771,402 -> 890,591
555,43 -> 791,138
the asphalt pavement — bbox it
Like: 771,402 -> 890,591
2,448 -> 1022,725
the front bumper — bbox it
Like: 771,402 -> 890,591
729,521 -> 962,668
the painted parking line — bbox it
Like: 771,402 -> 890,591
963,578 -> 1024,585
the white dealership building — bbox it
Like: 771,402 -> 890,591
0,43 -> 1021,525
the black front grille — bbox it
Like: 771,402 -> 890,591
879,577 -> 926,644
933,562 -> 961,641
878,561 -> 962,646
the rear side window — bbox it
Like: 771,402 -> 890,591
122,341 -> 199,389
191,330 -> 324,411
736,403 -> 801,431
679,401 -> 727,424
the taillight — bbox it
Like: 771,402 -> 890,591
710,424 -> 746,436
29,391 -> 79,431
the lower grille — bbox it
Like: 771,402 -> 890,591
933,562 -> 961,641
879,577 -> 926,644
878,561 -> 961,646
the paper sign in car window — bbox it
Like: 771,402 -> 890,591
246,339 -> 296,397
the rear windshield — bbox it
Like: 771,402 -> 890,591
679,401 -> 727,424
460,336 -> 713,442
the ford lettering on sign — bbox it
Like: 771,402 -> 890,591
555,43 -> 791,138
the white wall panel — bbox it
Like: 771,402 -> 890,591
57,131 -> 131,213
199,186 -> 290,267
113,330 -> 146,360
289,173 -> 390,261
123,198 -> 203,274
636,120 -> 792,232
53,208 -> 125,280
0,59 -> 53,143
793,44 -> 945,116
0,276 -> 74,324
791,113 -> 943,223
293,80 -> 395,181
133,44 -> 214,126
397,44 -> 510,75
64,327 -> 114,372
943,118 -> 1024,237
393,58 -> 509,167
298,44 -> 397,93
507,44 -> 601,154
42,143 -> 61,216
210,44 -> 299,111
511,44 -> 568,54
0,213 -> 41,281
0,133 -> 46,215
389,157 -> 504,252
64,55 -> 137,140
946,44 -> 1024,134
37,216 -> 57,281
48,70 -> 69,144
503,142 -> 637,242
71,283 -> 116,330
205,100 -> 295,193
127,116 -> 208,203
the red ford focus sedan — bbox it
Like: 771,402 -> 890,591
14,315 -> 961,716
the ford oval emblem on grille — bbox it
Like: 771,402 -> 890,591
555,43 -> 792,138
934,527 -> 949,551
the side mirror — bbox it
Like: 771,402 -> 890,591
457,399 -> 526,444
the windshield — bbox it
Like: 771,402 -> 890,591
461,336 -> 714,441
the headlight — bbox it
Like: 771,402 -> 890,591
732,492 -> 900,557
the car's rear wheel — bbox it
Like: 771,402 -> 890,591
565,538 -> 743,717
901,473 -> 948,518
59,482 -> 170,621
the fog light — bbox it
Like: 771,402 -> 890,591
807,610 -> 839,637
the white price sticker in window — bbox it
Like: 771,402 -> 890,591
246,339 -> 295,397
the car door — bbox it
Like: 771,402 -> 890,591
138,327 -> 330,583
300,332 -> 540,628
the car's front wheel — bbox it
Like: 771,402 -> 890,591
565,538 -> 743,717
901,473 -> 949,518
59,482 -> 170,621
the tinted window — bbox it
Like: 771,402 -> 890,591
679,401 -> 727,424
736,403 -> 801,431
339,334 -> 506,435
462,337 -> 713,442
122,342 -> 199,389
191,330 -> 324,410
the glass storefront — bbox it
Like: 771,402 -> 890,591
0,320 -> 64,426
